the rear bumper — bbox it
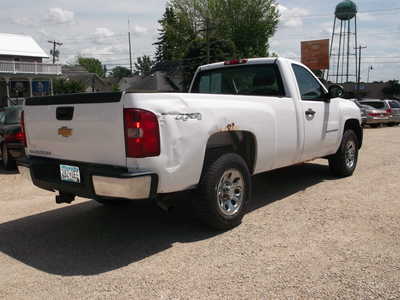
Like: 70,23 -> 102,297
364,117 -> 390,124
17,156 -> 158,201
390,115 -> 400,123
6,142 -> 25,159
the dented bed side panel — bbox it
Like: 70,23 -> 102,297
124,92 -> 300,194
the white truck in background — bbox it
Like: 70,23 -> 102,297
18,58 -> 363,230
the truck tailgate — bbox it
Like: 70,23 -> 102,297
24,92 -> 127,167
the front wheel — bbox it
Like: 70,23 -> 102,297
329,130 -> 359,177
193,153 -> 251,230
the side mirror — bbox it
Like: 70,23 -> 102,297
328,84 -> 344,99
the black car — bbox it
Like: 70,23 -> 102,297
0,106 -> 25,170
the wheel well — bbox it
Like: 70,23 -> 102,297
344,119 -> 363,148
204,131 -> 257,174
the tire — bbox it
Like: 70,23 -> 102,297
388,123 -> 396,127
2,143 -> 16,170
193,153 -> 251,230
370,124 -> 379,128
329,130 -> 359,177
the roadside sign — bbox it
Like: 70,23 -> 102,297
301,39 -> 330,70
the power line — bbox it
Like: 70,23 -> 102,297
285,7 -> 400,19
61,34 -> 126,42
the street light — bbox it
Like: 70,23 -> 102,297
367,65 -> 373,83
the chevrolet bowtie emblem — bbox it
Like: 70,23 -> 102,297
58,127 -> 73,138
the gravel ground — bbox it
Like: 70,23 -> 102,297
0,127 -> 399,299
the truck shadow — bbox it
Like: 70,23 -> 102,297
0,164 -> 18,175
0,162 -> 335,276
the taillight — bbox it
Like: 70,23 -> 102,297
5,130 -> 24,143
20,111 -> 27,147
123,108 -> 160,158
224,59 -> 248,65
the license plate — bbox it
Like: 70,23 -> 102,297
60,164 -> 81,183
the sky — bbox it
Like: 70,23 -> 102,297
0,0 -> 399,82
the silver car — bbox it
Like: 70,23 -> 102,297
349,99 -> 367,125
383,100 -> 400,126
359,100 -> 391,128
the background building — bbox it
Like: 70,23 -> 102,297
0,33 -> 61,106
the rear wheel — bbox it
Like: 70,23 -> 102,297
388,123 -> 396,127
2,143 -> 16,170
193,153 -> 251,230
329,130 -> 359,177
370,124 -> 379,128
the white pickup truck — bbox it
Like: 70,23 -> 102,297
18,58 -> 363,229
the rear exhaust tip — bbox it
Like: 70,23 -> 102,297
56,192 -> 76,204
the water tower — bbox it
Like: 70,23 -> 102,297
326,0 -> 358,84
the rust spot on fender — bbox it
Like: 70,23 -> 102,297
221,122 -> 239,132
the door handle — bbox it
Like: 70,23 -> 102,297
305,108 -> 316,120
305,109 -> 316,116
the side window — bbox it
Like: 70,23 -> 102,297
191,65 -> 285,97
292,64 -> 325,101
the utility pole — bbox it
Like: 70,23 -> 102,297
206,17 -> 210,64
48,40 -> 63,64
356,45 -> 367,100
92,74 -> 95,93
128,19 -> 133,73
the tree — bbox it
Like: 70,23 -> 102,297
111,66 -> 132,80
134,55 -> 155,76
382,80 -> 400,98
182,38 -> 236,90
215,0 -> 279,57
154,0 -> 279,90
53,78 -> 86,94
78,57 -> 105,77
168,0 -> 279,58
154,6 -> 188,63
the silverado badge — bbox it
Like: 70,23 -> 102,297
58,127 -> 73,138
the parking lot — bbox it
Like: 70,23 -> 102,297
0,126 -> 399,299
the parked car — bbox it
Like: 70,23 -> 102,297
359,100 -> 391,128
18,57 -> 363,230
0,106 -> 25,169
383,99 -> 400,126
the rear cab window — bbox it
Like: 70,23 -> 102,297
191,64 -> 285,97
